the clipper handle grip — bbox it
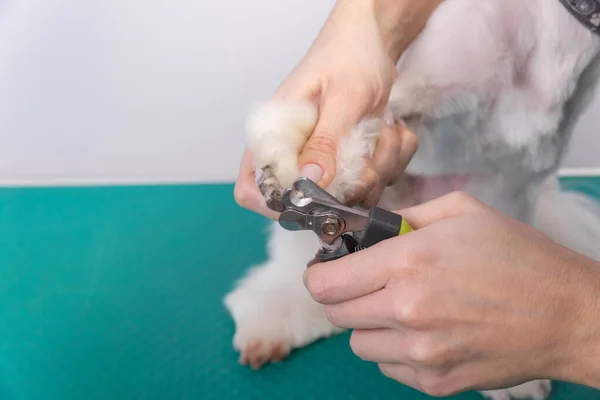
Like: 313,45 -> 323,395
315,208 -> 414,264
361,207 -> 414,248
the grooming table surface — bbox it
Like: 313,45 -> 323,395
1,178 -> 600,400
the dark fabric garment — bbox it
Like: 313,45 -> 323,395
558,0 -> 600,36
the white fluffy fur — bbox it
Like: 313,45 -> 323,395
225,0 -> 600,398
247,101 -> 319,189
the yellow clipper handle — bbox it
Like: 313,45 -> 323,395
359,207 -> 414,248
398,218 -> 414,235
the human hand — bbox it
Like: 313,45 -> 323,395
303,192 -> 600,396
234,122 -> 417,219
233,0 -> 428,219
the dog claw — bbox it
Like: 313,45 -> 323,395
257,165 -> 286,212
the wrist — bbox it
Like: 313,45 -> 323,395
335,0 -> 442,63
372,0 -> 416,63
548,252 -> 600,389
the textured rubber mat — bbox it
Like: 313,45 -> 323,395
0,178 -> 599,400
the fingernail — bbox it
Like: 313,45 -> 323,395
300,164 -> 323,183
383,109 -> 395,126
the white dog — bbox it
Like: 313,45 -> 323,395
225,1 -> 600,399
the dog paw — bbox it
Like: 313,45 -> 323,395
237,339 -> 291,370
226,292 -> 342,370
224,255 -> 344,370
480,380 -> 551,400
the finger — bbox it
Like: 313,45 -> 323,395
351,328 -> 411,364
323,288 -> 396,329
387,122 -> 419,187
372,120 -> 401,184
361,121 -> 401,207
352,329 -> 451,369
395,191 -> 485,229
233,149 -> 280,220
361,183 -> 386,209
303,245 -> 392,304
233,149 -> 261,209
298,90 -> 368,188
363,121 -> 419,208
378,363 -> 422,391
396,122 -> 419,174
344,157 -> 379,207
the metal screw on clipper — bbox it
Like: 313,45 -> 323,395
322,217 -> 342,237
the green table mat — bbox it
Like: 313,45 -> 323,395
1,177 -> 599,399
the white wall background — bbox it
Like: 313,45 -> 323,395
0,0 -> 597,186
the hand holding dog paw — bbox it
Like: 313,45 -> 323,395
304,192 -> 600,396
234,0 -> 424,218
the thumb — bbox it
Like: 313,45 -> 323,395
298,92 -> 366,188
395,191 -> 485,229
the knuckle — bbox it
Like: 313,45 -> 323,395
447,190 -> 470,203
361,163 -> 380,191
399,125 -> 419,151
233,183 -> 253,209
446,191 -> 481,210
324,305 -> 343,327
392,295 -> 429,330
383,128 -> 402,155
361,186 -> 384,209
407,340 -> 450,368
305,272 -> 331,303
398,133 -> 418,169
349,331 -> 368,360
408,343 -> 432,365
300,134 -> 339,179
378,363 -> 395,379
373,124 -> 400,160
304,134 -> 339,158
394,301 -> 424,329
418,375 -> 454,398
